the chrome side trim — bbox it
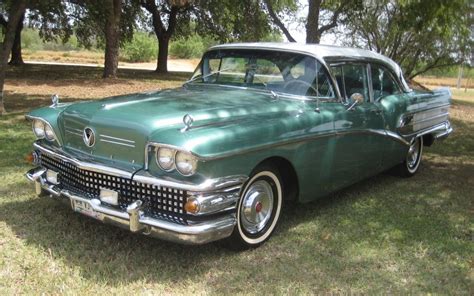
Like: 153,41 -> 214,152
33,142 -> 248,192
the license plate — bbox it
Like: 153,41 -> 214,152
72,199 -> 100,219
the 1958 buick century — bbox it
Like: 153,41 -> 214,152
25,43 -> 452,249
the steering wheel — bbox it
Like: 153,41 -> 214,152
283,79 -> 319,96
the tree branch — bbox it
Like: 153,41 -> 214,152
317,2 -> 347,35
409,61 -> 461,79
262,0 -> 296,42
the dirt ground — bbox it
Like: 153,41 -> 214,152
22,50 -> 199,72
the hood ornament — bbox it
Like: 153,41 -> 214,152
181,114 -> 194,132
51,94 -> 59,107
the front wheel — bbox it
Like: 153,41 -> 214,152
225,166 -> 283,250
396,136 -> 423,177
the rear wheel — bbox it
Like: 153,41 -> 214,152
225,166 -> 283,250
396,136 -> 423,177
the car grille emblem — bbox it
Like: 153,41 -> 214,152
83,127 -> 96,147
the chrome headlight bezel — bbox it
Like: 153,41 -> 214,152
151,144 -> 200,177
31,118 -> 57,142
175,151 -> 198,176
156,147 -> 176,172
44,123 -> 56,141
32,120 -> 46,139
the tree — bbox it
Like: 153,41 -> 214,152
1,0 -> 71,66
0,0 -> 27,114
71,0 -> 140,78
262,0 -> 360,44
103,0 -> 122,78
0,3 -> 25,65
341,0 -> 472,79
140,0 -> 193,74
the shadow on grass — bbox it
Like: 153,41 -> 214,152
0,158 -> 471,292
6,63 -> 190,82
2,91 -> 91,113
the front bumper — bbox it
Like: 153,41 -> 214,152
26,145 -> 247,245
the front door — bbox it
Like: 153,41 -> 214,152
329,63 -> 387,189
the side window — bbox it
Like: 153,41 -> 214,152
331,64 -> 369,102
370,64 -> 401,100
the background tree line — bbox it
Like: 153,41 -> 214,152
0,0 -> 472,114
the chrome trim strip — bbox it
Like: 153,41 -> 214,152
67,127 -> 83,133
407,112 -> 449,126
33,142 -> 248,192
100,134 -> 135,144
65,129 -> 82,137
100,139 -> 136,148
403,121 -> 451,138
147,128 -> 414,161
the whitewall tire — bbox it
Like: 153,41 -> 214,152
226,166 -> 283,249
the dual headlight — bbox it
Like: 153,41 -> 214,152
156,147 -> 198,176
32,119 -> 56,141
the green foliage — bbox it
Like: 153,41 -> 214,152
72,0 -> 141,49
342,0 -> 472,79
121,32 -> 157,62
193,0 -> 278,42
169,34 -> 217,59
21,28 -> 81,51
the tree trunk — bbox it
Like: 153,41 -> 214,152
103,0 -> 122,78
0,1 -> 27,115
8,12 -> 24,66
156,37 -> 169,73
306,0 -> 322,44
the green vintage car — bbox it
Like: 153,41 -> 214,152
26,43 -> 452,249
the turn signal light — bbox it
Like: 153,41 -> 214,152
25,153 -> 34,164
184,198 -> 200,214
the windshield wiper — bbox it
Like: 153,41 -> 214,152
183,68 -> 231,87
252,75 -> 278,99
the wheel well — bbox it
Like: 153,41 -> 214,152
256,157 -> 299,202
423,134 -> 435,147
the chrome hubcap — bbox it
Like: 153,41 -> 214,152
407,139 -> 420,169
241,180 -> 274,234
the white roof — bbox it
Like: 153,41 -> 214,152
209,42 -> 410,91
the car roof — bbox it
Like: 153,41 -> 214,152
209,42 -> 411,92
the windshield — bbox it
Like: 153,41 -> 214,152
188,49 -> 336,99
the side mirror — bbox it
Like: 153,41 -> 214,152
346,93 -> 364,111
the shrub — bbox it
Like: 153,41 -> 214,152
121,32 -> 157,63
169,35 -> 215,59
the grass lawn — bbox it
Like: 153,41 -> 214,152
0,65 -> 473,294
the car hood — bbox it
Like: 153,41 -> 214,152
58,86 -> 308,167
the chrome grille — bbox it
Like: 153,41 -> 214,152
39,152 -> 188,224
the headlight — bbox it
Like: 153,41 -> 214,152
156,147 -> 175,171
32,120 -> 45,138
44,124 -> 56,141
175,151 -> 198,176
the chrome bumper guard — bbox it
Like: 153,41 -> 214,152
26,166 -> 238,245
